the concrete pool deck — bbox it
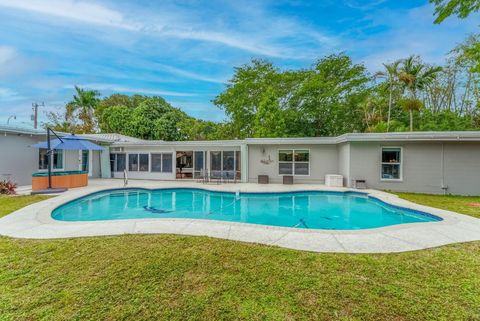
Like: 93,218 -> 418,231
1,179 -> 480,253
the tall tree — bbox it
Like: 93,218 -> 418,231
398,56 -> 442,130
213,59 -> 280,138
288,54 -> 370,136
95,94 -> 146,132
430,0 -> 480,23
374,60 -> 402,131
69,86 -> 101,133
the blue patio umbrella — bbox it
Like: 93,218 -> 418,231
32,134 -> 104,151
31,130 -> 104,192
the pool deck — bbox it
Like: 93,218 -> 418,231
1,179 -> 480,253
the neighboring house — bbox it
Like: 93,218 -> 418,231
1,124 -> 480,195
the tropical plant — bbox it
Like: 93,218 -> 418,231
399,98 -> 424,131
68,86 -> 101,133
397,56 -> 442,130
0,179 -> 17,195
374,60 -> 402,131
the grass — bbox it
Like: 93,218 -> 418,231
394,192 -> 480,218
0,195 -> 51,218
0,195 -> 480,320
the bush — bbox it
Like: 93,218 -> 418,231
0,180 -> 17,195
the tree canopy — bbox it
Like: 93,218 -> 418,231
430,0 -> 480,23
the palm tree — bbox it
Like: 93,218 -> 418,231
398,56 -> 442,131
70,86 -> 100,133
374,60 -> 401,131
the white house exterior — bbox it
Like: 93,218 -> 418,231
1,125 -> 480,195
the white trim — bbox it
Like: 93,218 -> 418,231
380,146 -> 403,182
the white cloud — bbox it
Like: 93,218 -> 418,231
345,0 -> 386,10
0,46 -> 16,65
154,64 -> 227,84
65,83 -> 197,97
0,0 -> 336,59
0,0 -> 136,30
0,87 -> 24,101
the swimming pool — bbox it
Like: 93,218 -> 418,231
51,188 -> 442,230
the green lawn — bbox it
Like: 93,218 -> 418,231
0,195 -> 480,320
395,192 -> 480,218
0,195 -> 52,218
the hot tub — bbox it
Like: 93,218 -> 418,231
32,170 -> 88,191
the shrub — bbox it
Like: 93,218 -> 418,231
0,180 -> 17,195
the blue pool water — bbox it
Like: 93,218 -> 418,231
52,188 -> 441,230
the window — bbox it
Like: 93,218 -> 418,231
381,147 -> 402,180
278,150 -> 309,176
151,154 -> 162,172
139,154 -> 149,172
38,149 -> 63,170
151,153 -> 173,173
209,151 -> 241,179
39,149 -> 48,170
162,153 -> 173,172
223,151 -> 235,171
194,151 -> 205,178
294,150 -> 309,175
128,154 -> 138,171
235,151 -> 241,179
110,153 -> 126,172
127,153 -> 149,172
53,150 -> 63,169
210,151 -> 222,178
81,150 -> 89,172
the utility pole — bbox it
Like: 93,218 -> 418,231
32,102 -> 44,129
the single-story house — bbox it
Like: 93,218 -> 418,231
1,124 -> 480,195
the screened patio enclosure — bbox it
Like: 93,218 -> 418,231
176,150 -> 241,180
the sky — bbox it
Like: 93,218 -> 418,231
0,0 -> 478,126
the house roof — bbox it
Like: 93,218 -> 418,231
78,133 -> 145,144
338,131 -> 480,142
3,125 -> 480,146
245,131 -> 480,145
0,124 -> 47,136
109,139 -> 245,147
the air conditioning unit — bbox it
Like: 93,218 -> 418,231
325,174 -> 344,187
111,147 -> 124,152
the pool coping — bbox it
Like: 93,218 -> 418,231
1,179 -> 480,253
